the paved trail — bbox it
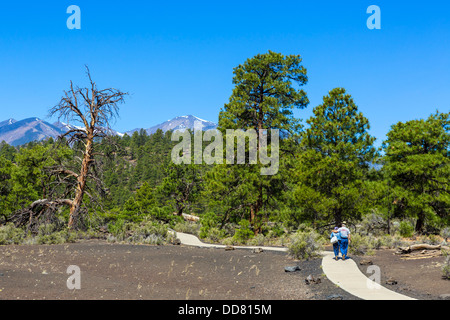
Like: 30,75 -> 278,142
172,231 -> 416,300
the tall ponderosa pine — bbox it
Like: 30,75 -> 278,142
382,111 -> 449,232
208,51 -> 309,233
293,88 -> 377,225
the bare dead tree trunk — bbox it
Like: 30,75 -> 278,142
50,66 -> 128,230
68,133 -> 94,229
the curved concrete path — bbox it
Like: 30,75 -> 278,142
321,251 -> 416,300
171,231 -> 416,300
173,231 -> 287,252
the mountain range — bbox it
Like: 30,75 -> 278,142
0,115 -> 217,147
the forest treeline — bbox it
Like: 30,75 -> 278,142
0,52 -> 449,245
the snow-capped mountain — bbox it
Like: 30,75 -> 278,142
0,115 -> 217,146
126,115 -> 217,136
53,121 -> 125,137
0,118 -> 17,128
0,117 -> 66,146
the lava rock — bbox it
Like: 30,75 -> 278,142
386,277 -> 398,285
284,265 -> 301,272
305,274 -> 321,285
359,259 -> 373,265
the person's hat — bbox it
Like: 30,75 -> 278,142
334,227 -> 339,230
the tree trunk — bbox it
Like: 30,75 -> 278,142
68,136 -> 93,230
415,212 -> 425,234
334,209 -> 342,228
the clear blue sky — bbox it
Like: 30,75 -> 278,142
0,1 -> 449,147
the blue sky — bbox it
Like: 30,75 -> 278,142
0,1 -> 449,147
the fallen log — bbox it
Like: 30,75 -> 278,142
396,244 -> 441,254
173,212 -> 200,222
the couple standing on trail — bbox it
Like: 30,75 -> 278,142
330,222 -> 351,261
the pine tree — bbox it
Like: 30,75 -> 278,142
293,88 -> 377,225
382,111 -> 449,232
207,51 -> 309,233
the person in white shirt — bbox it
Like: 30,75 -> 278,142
338,222 -> 351,260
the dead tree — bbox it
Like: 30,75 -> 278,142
47,66 -> 128,229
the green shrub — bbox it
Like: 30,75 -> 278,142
0,223 -> 25,245
442,250 -> 450,280
173,221 -> 200,236
417,234 -> 441,245
265,223 -> 286,238
233,220 -> 254,244
350,234 -> 375,255
204,227 -> 226,243
107,218 -> 127,238
398,220 -> 415,238
149,206 -> 183,226
199,212 -> 220,239
287,229 -> 323,260
248,233 -> 266,246
360,211 -> 389,236
107,218 -> 169,245
440,227 -> 450,242
35,223 -> 74,245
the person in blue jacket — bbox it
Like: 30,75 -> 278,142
338,222 -> 351,260
330,227 -> 341,260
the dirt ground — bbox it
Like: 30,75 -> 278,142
0,240 -> 355,300
353,248 -> 449,300
0,240 -> 448,300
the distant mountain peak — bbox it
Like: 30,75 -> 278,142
126,115 -> 217,136
0,117 -> 65,146
0,114 -> 217,146
0,118 -> 17,128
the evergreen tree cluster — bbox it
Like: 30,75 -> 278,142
0,52 -> 448,238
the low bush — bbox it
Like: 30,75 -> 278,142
398,220 -> 415,238
35,223 -> 78,245
106,218 -> 169,245
359,211 -> 389,236
442,249 -> 450,280
440,227 -> 450,242
233,220 -> 254,244
0,223 -> 25,245
173,221 -> 200,236
287,228 -> 323,260
203,227 -> 226,243
350,234 -> 375,255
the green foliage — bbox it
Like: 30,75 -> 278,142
158,162 -> 203,216
209,51 -> 309,233
287,228 -> 323,260
441,227 -> 450,241
106,218 -> 169,245
382,111 -> 449,233
0,52 -> 448,248
35,224 -> 75,245
442,249 -> 450,280
398,220 -> 415,238
293,88 -> 377,225
233,219 -> 254,244
0,223 -> 25,245
359,211 -> 390,236
199,211 -> 220,239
